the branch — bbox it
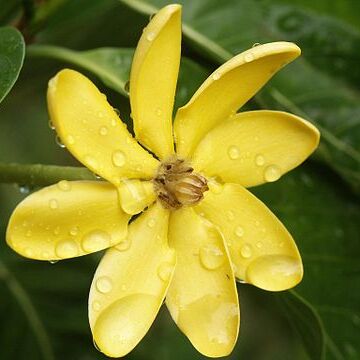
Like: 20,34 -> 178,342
0,162 -> 97,187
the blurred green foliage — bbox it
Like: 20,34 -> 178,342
0,0 -> 359,359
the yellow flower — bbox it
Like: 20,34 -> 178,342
6,4 -> 320,358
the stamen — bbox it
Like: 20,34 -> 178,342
153,158 -> 209,210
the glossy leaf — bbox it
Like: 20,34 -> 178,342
0,26 -> 24,103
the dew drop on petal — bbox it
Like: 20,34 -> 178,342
256,241 -> 263,249
55,239 -> 78,258
212,72 -> 221,80
99,126 -> 108,136
252,42 -> 261,47
199,244 -> 225,270
81,230 -> 111,253
234,226 -> 244,237
124,80 -> 130,93
112,151 -> 126,167
69,226 -> 79,236
157,262 -> 174,282
227,145 -> 240,160
246,255 -> 302,290
244,52 -> 254,62
57,180 -> 71,192
255,154 -> 265,166
114,238 -> 131,252
155,108 -> 162,116
96,276 -> 113,294
264,165 -> 281,182
49,199 -> 59,210
240,243 -> 253,259
146,31 -> 155,41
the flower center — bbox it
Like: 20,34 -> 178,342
153,157 -> 209,210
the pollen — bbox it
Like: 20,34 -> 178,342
153,157 -> 209,210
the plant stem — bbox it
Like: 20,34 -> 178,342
0,162 -> 96,187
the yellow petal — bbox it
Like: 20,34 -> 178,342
6,181 -> 130,260
174,42 -> 301,157
195,183 -> 303,291
192,111 -> 320,187
47,69 -> 159,184
117,179 -> 156,215
166,207 -> 239,357
130,4 -> 181,159
89,202 -> 175,357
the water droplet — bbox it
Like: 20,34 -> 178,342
82,230 -> 111,253
124,80 -> 130,93
92,301 -> 101,311
227,145 -> 240,160
264,165 -> 281,182
246,255 -> 302,291
240,243 -> 253,258
96,276 -> 113,294
146,31 -> 155,41
199,244 -> 225,270
49,260 -> 58,264
55,239 -> 78,258
97,111 -> 104,118
157,262 -> 174,282
256,241 -> 263,249
149,12 -> 157,20
244,52 -> 254,62
155,108 -> 162,116
67,135 -> 75,145
69,226 -> 79,236
212,72 -> 221,80
49,199 -> 59,210
226,210 -> 235,221
255,220 -> 260,227
55,135 -> 65,148
99,126 -> 108,136
48,119 -> 55,130
234,226 -> 244,237
114,238 -> 131,251
113,108 -> 121,117
18,185 -> 30,194
57,180 -> 71,192
26,230 -> 32,237
255,154 -> 265,166
252,42 -> 261,47
147,218 -> 156,228
112,150 -> 126,167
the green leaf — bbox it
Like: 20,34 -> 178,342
0,26 -> 25,103
0,260 -> 55,360
277,290 -> 325,360
26,45 -> 209,108
119,0 -> 360,194
253,163 -> 360,359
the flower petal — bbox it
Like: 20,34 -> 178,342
117,179 -> 156,215
192,111 -> 320,187
174,42 -> 301,157
47,69 -> 159,184
195,183 -> 303,291
6,181 -> 130,260
89,202 -> 175,357
130,4 -> 181,159
166,207 -> 239,357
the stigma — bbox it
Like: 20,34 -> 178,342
153,157 -> 209,210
